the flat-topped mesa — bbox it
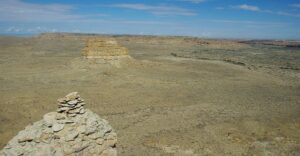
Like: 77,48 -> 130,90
0,92 -> 117,156
82,38 -> 129,59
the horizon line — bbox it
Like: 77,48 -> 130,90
0,32 -> 299,41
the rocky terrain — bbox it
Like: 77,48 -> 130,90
0,92 -> 117,156
0,33 -> 299,155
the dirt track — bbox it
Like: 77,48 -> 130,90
0,34 -> 299,155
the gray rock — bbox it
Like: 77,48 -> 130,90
99,123 -> 112,135
55,114 -> 66,120
79,108 -> 85,114
68,113 -> 77,117
17,127 -> 41,144
85,120 -> 98,135
68,108 -> 82,114
32,145 -> 55,156
43,112 -> 56,127
52,123 -> 65,132
77,125 -> 86,134
0,92 -> 117,156
73,141 -> 90,153
57,107 -> 69,113
102,148 -> 117,156
65,131 -> 79,141
58,103 -> 69,107
1,147 -> 23,156
88,131 -> 104,140
78,98 -> 84,102
57,119 -> 74,124
75,103 -> 82,108
96,138 -> 104,145
67,100 -> 78,105
85,126 -> 97,135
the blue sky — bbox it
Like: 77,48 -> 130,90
0,0 -> 300,39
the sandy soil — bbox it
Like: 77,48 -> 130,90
0,34 -> 299,155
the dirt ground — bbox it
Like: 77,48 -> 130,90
0,34 -> 300,155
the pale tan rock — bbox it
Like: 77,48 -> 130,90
79,108 -> 85,114
43,112 -> 57,127
102,148 -> 117,156
77,125 -> 86,134
65,92 -> 79,101
73,141 -> 90,153
68,107 -> 82,114
65,131 -> 79,142
55,113 -> 66,120
52,123 -> 65,132
68,113 -> 77,117
96,138 -> 104,145
0,92 -> 117,156
67,100 -> 78,105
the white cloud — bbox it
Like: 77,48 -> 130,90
232,4 -> 300,18
6,26 -> 60,33
110,3 -> 197,16
289,4 -> 300,8
179,0 -> 206,4
276,11 -> 300,17
0,0 -> 81,21
236,4 -> 260,11
6,26 -> 22,32
209,19 -> 289,27
75,19 -> 172,25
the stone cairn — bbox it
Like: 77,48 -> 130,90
0,92 -> 117,156
57,92 -> 86,117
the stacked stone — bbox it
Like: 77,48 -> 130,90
0,92 -> 117,156
57,92 -> 86,117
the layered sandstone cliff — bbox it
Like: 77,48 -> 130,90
82,38 -> 129,59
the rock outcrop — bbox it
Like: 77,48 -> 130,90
82,38 -> 129,59
0,92 -> 117,156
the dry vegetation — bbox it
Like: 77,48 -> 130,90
0,33 -> 299,155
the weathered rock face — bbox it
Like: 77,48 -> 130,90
0,92 -> 117,156
82,38 -> 129,59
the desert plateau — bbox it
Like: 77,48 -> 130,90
0,33 -> 299,155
